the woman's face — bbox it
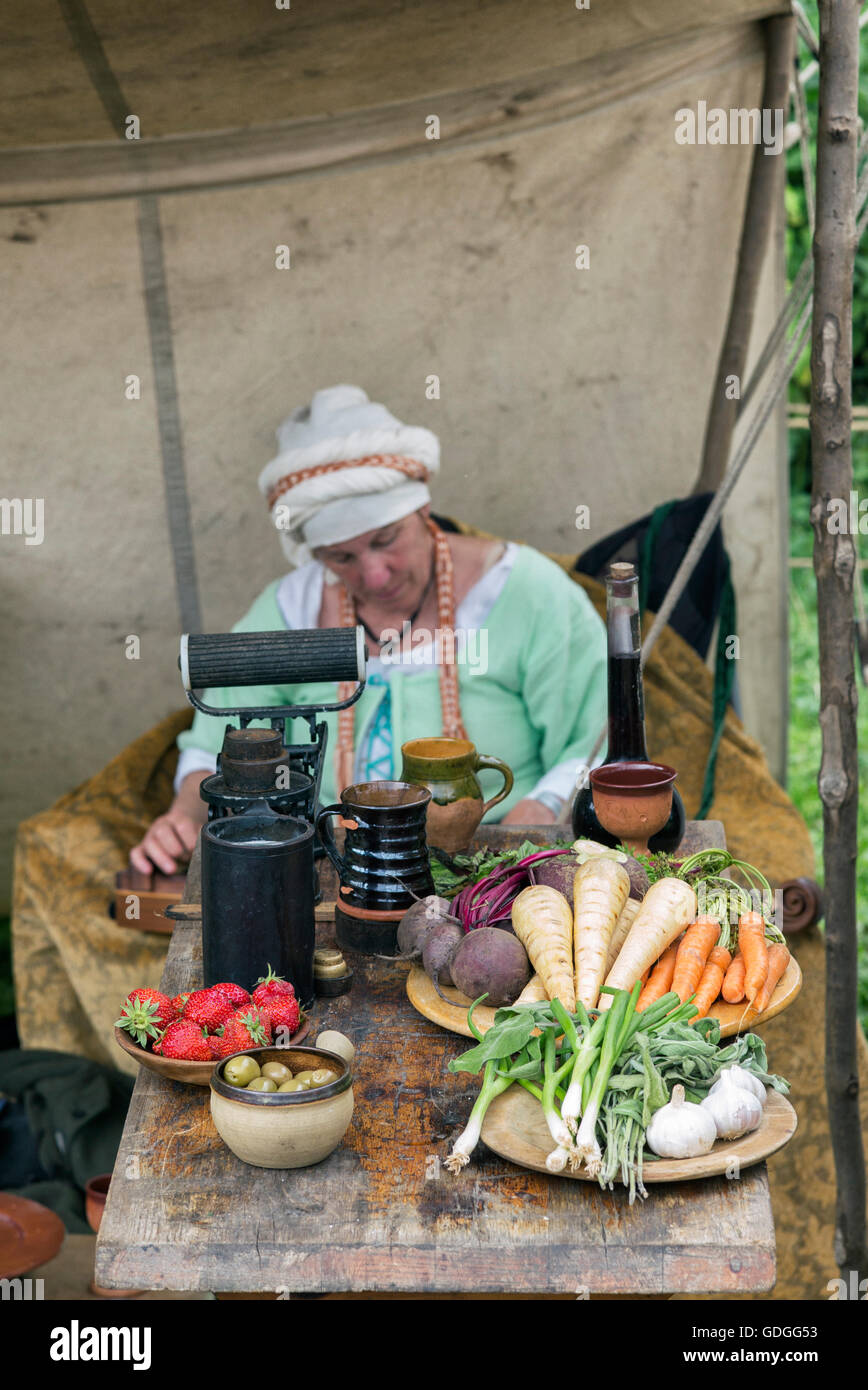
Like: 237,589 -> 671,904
313,509 -> 433,611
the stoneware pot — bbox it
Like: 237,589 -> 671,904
84,1174 -> 111,1234
315,780 -> 434,912
210,1045 -> 354,1169
400,737 -> 514,853
84,1174 -> 143,1298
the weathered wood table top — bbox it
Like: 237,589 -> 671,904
95,819 -> 777,1295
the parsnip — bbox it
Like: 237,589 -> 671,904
513,973 -> 548,1006
573,858 -> 630,1009
511,886 -> 576,1013
599,877 -> 697,1008
605,896 -> 641,974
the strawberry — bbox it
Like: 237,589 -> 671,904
171,992 -> 192,1014
216,1005 -> 273,1057
211,982 -> 250,1009
206,1034 -> 224,1059
264,993 -> 300,1037
116,988 -> 178,1048
183,988 -> 235,1032
252,964 -> 296,1008
153,1018 -> 213,1061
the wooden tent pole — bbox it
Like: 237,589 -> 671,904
811,0 -> 867,1286
692,15 -> 793,495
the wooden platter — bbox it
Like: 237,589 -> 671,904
114,1014 -> 311,1085
406,954 -> 802,1040
481,1085 -> 798,1183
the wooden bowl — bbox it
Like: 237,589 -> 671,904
114,1013 -> 311,1086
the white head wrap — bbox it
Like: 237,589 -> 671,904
258,385 -> 440,566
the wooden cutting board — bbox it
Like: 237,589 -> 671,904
406,955 -> 802,1039
481,1085 -> 798,1184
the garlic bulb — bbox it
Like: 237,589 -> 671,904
709,1065 -> 767,1108
646,1084 -> 718,1159
701,1070 -> 763,1139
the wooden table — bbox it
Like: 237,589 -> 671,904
95,820 -> 777,1295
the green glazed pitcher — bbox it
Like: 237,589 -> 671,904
399,737 -> 514,853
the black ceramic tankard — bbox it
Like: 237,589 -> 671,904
201,800 -> 315,1009
315,781 -> 435,913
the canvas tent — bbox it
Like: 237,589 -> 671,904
0,0 -> 792,911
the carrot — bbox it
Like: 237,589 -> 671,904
671,916 -> 721,1004
739,911 -> 769,1003
690,943 -> 732,1020
573,858 -> 630,1009
751,942 -> 791,1013
721,951 -> 746,1003
511,885 -> 576,1012
600,877 -> 697,1008
605,896 -> 640,974
636,941 -> 679,1012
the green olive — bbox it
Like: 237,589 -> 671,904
223,1055 -> 261,1087
310,1068 -> 338,1087
293,1070 -> 316,1088
277,1079 -> 308,1093
261,1061 -> 292,1084
246,1077 -> 278,1092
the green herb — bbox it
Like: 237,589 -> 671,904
429,838 -> 572,897
621,845 -> 675,885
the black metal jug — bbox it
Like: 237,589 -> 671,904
201,800 -> 315,1009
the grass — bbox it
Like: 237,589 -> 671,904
787,495 -> 868,1032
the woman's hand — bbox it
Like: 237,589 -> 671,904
130,809 -> 201,876
129,772 -> 209,876
501,798 -> 558,826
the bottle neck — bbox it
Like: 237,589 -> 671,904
605,566 -> 648,763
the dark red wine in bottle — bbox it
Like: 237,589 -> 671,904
571,562 -> 686,854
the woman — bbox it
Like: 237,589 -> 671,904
131,385 -> 607,874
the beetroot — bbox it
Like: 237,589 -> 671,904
449,927 -> 531,1007
394,896 -> 455,960
421,918 -> 465,995
531,855 -> 581,900
533,849 -> 649,902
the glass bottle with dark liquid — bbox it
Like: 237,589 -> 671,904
571,561 -> 686,853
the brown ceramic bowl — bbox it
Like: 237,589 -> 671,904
589,761 -> 677,851
210,1045 -> 354,1169
0,1194 -> 65,1280
85,1174 -> 111,1234
114,1014 -> 310,1086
